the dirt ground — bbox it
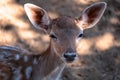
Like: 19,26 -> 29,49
0,0 -> 120,80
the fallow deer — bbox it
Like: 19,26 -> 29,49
0,2 -> 107,80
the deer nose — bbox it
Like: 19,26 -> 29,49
63,52 -> 77,62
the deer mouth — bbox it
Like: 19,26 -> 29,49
65,57 -> 76,63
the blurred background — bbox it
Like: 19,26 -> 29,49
0,0 -> 120,80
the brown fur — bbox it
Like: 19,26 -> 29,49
0,2 -> 107,80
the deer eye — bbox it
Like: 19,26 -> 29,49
78,34 -> 83,38
50,34 -> 57,39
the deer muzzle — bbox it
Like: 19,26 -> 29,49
63,52 -> 77,63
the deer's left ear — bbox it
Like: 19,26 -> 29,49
77,2 -> 107,29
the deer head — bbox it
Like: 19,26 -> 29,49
24,2 -> 107,63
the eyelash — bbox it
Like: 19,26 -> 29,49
78,34 -> 83,37
50,34 -> 57,39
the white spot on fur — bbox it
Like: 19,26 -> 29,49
24,55 -> 28,62
13,67 -> 22,80
14,54 -> 20,60
25,66 -> 32,79
33,58 -> 38,64
0,55 -> 4,60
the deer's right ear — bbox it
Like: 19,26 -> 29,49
24,3 -> 51,31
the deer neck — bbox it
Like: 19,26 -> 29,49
32,41 -> 65,80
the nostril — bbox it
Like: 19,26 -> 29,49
64,53 -> 76,59
64,54 -> 69,58
72,54 -> 76,57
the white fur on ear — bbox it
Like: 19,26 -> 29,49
24,3 -> 50,30
80,2 -> 107,29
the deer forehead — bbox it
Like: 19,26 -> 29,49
51,16 -> 82,36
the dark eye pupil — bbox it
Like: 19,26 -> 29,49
78,34 -> 83,37
50,34 -> 57,39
